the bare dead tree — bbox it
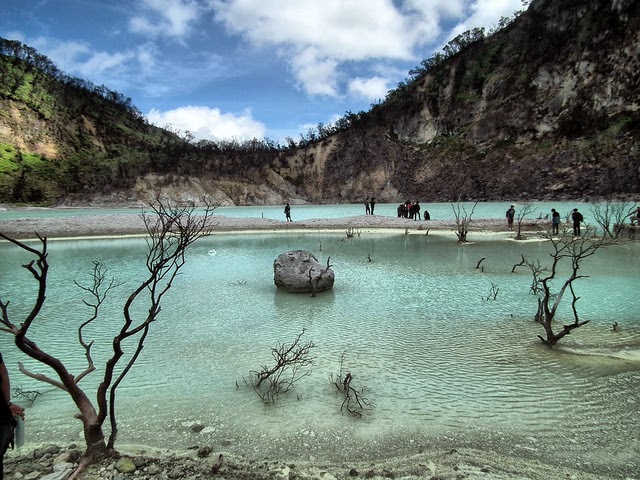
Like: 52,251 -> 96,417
511,254 -> 527,273
481,282 -> 500,302
451,199 -> 478,243
248,329 -> 315,403
307,257 -> 332,297
512,254 -> 547,295
528,227 -> 620,348
590,200 -> 637,238
330,352 -> 373,417
11,386 -> 42,406
0,195 -> 216,476
515,202 -> 537,240
475,257 -> 486,269
345,227 -> 361,238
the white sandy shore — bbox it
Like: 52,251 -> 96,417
0,211 -> 532,240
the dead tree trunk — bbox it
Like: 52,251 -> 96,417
0,195 -> 215,472
529,228 -> 618,348
451,199 -> 478,243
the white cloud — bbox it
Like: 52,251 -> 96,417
146,106 -> 266,142
208,0 -> 526,100
209,0 -> 450,98
211,0 -> 413,60
74,51 -> 136,77
130,0 -> 203,39
348,76 -> 390,101
289,48 -> 339,96
26,37 -> 136,79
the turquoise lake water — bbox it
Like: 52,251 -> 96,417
0,204 -> 639,477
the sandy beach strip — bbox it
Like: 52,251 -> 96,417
0,211 -> 521,240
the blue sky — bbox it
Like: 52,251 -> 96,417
1,0 -> 525,143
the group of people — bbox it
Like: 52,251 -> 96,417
1,352 -> 26,479
283,201 -> 633,235
396,200 -> 430,220
506,204 -> 584,236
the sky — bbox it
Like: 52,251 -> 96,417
0,0 -> 525,143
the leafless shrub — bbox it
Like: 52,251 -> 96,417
452,199 -> 478,243
12,386 -> 43,406
0,194 -> 216,473
481,282 -> 500,302
515,202 -> 537,240
247,329 -> 316,403
527,227 -> 622,347
329,352 -> 373,417
345,227 -> 361,238
590,200 -> 638,238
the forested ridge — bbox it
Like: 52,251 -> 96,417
1,0 -> 639,206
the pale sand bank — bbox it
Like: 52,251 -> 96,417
0,211 -> 537,240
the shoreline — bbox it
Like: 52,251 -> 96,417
0,211 -> 541,241
4,441 -> 616,480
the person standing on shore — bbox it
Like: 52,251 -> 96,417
571,208 -> 583,236
506,205 -> 515,230
284,203 -> 292,222
551,208 -> 561,235
370,198 -> 376,215
364,199 -> 370,215
1,353 -> 26,480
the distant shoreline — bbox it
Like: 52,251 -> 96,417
0,209 -> 544,240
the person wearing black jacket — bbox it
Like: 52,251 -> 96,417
1,353 -> 25,480
571,208 -> 583,236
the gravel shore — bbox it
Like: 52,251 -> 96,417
0,211 -> 518,240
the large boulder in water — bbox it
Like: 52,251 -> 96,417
273,250 -> 334,293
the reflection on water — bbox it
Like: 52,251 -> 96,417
1,232 -> 639,476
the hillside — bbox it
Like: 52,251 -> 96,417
271,0 -> 640,204
1,0 -> 639,206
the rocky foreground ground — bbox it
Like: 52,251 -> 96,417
4,442 -> 612,480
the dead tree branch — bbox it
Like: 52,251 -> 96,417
515,202 -> 537,240
451,199 -> 478,243
590,200 -> 638,238
0,194 -> 216,470
11,386 -> 43,406
248,329 -> 316,403
527,227 -> 621,348
330,352 -> 373,417
481,282 -> 500,302
307,257 -> 332,297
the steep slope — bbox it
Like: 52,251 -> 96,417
272,0 -> 640,203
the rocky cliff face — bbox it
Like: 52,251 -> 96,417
269,0 -> 640,204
